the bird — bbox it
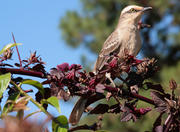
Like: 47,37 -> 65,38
69,5 -> 152,126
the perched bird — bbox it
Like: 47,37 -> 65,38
69,5 -> 152,125
94,5 -> 152,73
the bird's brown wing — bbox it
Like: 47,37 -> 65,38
94,31 -> 122,73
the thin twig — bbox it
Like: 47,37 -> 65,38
12,33 -> 22,69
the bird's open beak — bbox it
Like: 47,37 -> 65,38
142,7 -> 152,12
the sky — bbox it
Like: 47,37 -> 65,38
0,0 -> 89,128
0,0 -> 95,68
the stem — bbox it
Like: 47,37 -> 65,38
11,80 -> 65,127
10,80 -> 53,118
12,33 -> 22,69
131,92 -> 155,105
105,85 -> 118,92
164,114 -> 173,132
104,85 -> 155,105
24,110 -> 41,120
0,68 -> 46,78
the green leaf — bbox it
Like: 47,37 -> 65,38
0,73 -> 11,98
43,96 -> 61,113
0,43 -> 22,55
2,92 -> 20,115
52,115 -> 68,132
20,79 -> 44,95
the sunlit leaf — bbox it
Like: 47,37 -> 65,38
0,43 -> 22,55
0,73 -> 11,98
42,96 -> 61,114
52,115 -> 68,132
20,79 -> 44,95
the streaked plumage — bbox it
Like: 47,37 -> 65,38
94,5 -> 152,73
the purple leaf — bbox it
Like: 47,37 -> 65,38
95,84 -> 105,93
109,104 -> 121,113
69,64 -> 82,70
109,57 -> 118,68
145,82 -> 164,94
66,70 -> 75,80
57,63 -> 69,72
153,113 -> 163,132
150,91 -> 167,113
89,104 -> 109,114
134,107 -> 152,115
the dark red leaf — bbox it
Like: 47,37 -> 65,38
89,72 -> 95,77
89,104 -> 109,114
35,88 -> 51,110
109,104 -> 121,114
69,64 -> 82,70
50,68 -> 64,79
66,70 -> 75,80
22,60 -> 28,62
57,63 -> 69,72
95,84 -> 105,93
109,57 -> 118,68
32,64 -> 45,72
89,79 -> 97,87
150,91 -> 167,113
85,94 -> 105,107
14,63 -> 20,67
120,105 -> 137,122
153,113 -> 163,132
134,107 -> 152,115
145,82 -> 164,94
79,71 -> 87,79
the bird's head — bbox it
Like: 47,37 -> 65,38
119,5 -> 152,25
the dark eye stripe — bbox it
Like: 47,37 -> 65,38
131,8 -> 137,12
125,8 -> 139,14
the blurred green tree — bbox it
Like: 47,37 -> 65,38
60,0 -> 180,65
59,0 -> 180,131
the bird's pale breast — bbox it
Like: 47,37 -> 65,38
117,25 -> 141,57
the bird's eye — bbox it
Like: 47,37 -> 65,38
130,8 -> 137,12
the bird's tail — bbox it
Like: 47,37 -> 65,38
69,97 -> 87,125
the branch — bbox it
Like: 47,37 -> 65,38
0,68 -> 46,78
131,92 -> 155,105
105,85 -> 155,105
